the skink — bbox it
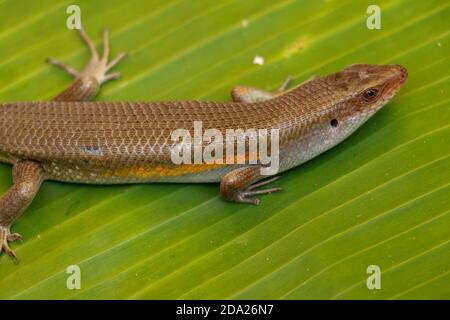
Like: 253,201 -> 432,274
0,27 -> 407,261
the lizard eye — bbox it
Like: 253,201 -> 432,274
362,88 -> 379,102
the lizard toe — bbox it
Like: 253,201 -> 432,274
233,176 -> 282,205
0,226 -> 21,263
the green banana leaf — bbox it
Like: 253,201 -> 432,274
0,0 -> 448,299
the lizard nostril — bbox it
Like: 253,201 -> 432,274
394,65 -> 408,82
400,68 -> 408,79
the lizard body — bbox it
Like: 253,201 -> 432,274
0,26 -> 407,261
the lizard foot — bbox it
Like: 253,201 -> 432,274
47,26 -> 126,84
234,176 -> 282,205
0,226 -> 22,263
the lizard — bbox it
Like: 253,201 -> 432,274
0,26 -> 408,262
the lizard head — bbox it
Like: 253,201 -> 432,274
275,64 -> 408,167
319,63 -> 408,137
329,64 -> 408,117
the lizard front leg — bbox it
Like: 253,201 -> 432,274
220,166 -> 282,205
0,161 -> 46,262
230,76 -> 292,103
231,75 -> 321,103
48,26 -> 126,101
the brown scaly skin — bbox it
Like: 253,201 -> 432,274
0,26 -> 408,262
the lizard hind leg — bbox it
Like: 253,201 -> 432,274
230,76 -> 293,103
0,161 -> 46,263
220,166 -> 282,205
48,26 -> 126,84
48,26 -> 127,102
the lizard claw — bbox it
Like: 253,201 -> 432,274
7,232 -> 22,242
0,226 -> 21,264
